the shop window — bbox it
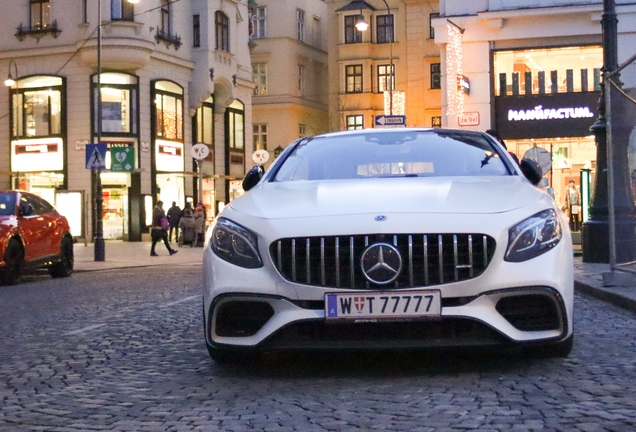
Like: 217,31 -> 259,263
154,80 -> 184,141
345,65 -> 363,93
344,15 -> 362,44
347,115 -> 363,130
215,11 -> 229,51
493,46 -> 602,96
376,14 -> 393,44
227,100 -> 245,151
253,63 -> 267,95
92,73 -> 138,135
111,0 -> 134,21
253,124 -> 267,151
378,64 -> 394,93
195,97 -> 214,146
10,76 -> 63,139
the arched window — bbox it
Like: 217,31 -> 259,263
154,81 -> 184,141
215,11 -> 229,52
92,73 -> 139,135
9,75 -> 63,138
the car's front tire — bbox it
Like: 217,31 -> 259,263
49,236 -> 74,278
2,239 -> 24,285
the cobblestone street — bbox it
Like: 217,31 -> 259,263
1,265 -> 635,431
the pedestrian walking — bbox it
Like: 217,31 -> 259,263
151,200 -> 178,256
194,205 -> 206,247
167,201 -> 182,242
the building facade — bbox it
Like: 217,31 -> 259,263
433,0 -> 636,232
0,0 -> 254,242
327,0 -> 441,131
250,0 -> 329,162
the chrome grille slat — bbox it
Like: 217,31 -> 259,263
271,233 -> 495,290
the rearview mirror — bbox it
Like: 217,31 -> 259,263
242,165 -> 265,192
520,158 -> 543,186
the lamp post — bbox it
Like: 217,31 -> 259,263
94,0 -> 139,262
4,60 -> 19,190
355,0 -> 393,115
581,0 -> 636,263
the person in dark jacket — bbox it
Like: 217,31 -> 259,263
178,208 -> 196,246
151,200 -> 178,256
167,201 -> 182,242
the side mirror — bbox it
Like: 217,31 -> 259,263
19,202 -> 33,217
520,158 -> 543,186
242,165 -> 265,192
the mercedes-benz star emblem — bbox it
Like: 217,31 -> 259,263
360,243 -> 403,285
375,215 -> 387,221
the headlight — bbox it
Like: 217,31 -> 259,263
210,217 -> 263,268
505,209 -> 562,262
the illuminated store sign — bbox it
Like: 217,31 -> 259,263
494,91 -> 600,139
155,140 -> 184,172
11,138 -> 64,172
508,106 -> 595,122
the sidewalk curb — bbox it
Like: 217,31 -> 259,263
574,280 -> 636,314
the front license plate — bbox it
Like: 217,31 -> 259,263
325,290 -> 441,321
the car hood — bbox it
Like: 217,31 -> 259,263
229,176 -> 545,219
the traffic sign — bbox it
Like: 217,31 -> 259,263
375,115 -> 406,127
86,144 -> 107,169
191,143 -> 210,160
110,146 -> 135,172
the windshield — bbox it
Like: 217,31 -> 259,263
272,130 -> 511,182
0,193 -> 16,216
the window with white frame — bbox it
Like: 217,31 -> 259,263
376,14 -> 393,44
345,65 -> 363,93
252,63 -> 267,95
344,15 -> 362,44
215,11 -> 229,51
346,115 -> 363,130
30,0 -> 50,29
252,6 -> 266,39
297,9 -> 305,42
429,12 -> 439,39
299,124 -> 306,138
298,65 -> 306,96
253,124 -> 268,151
378,64 -> 394,93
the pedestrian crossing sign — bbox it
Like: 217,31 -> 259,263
86,144 -> 107,169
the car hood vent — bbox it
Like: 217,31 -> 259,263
270,233 -> 496,290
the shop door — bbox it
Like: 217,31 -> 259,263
102,186 -> 128,240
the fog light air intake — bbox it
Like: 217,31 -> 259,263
214,301 -> 275,337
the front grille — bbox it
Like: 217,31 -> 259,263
270,234 -> 496,289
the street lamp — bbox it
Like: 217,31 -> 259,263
94,0 -> 138,262
5,60 -> 19,190
355,0 -> 394,115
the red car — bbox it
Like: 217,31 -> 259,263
0,190 -> 74,285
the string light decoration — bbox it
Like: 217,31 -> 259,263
384,90 -> 405,115
446,23 -> 464,116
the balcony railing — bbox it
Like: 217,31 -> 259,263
155,29 -> 182,50
15,20 -> 62,41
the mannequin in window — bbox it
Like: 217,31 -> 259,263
565,179 -> 581,232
